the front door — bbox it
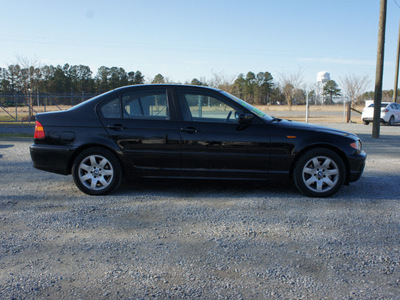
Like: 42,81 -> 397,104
175,88 -> 271,179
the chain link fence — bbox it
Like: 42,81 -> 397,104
0,93 -> 98,123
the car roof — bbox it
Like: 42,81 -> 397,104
111,84 -> 223,93
69,84 -> 226,111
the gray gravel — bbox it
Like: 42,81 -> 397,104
1,123 -> 400,299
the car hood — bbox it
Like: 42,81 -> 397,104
272,119 -> 359,139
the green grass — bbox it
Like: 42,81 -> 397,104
0,121 -> 35,126
0,115 -> 35,123
0,116 -> 16,122
0,133 -> 33,138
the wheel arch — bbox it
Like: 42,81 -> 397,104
67,143 -> 123,175
290,144 -> 350,185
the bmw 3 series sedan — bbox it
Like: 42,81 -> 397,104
30,85 -> 366,197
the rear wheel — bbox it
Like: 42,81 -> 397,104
293,148 -> 346,197
388,116 -> 395,126
363,120 -> 369,125
72,147 -> 122,195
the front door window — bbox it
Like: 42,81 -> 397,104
179,93 -> 240,123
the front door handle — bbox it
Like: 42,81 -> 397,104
107,124 -> 125,131
180,127 -> 198,134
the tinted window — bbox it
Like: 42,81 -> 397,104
122,91 -> 169,120
100,90 -> 169,120
100,98 -> 121,118
179,91 -> 240,123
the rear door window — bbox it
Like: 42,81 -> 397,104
122,91 -> 169,120
100,97 -> 121,118
100,89 -> 169,120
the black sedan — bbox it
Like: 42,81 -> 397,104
30,85 -> 366,197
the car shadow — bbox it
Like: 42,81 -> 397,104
0,144 -> 14,159
111,174 -> 399,202
115,179 -> 299,200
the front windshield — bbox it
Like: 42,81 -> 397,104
221,91 -> 273,122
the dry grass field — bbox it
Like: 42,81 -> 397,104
256,104 -> 364,123
0,104 -> 365,124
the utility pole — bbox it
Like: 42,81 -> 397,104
373,0 -> 387,139
305,90 -> 309,123
394,17 -> 400,103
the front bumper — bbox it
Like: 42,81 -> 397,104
347,151 -> 367,183
30,144 -> 77,175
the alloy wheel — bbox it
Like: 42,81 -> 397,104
301,156 -> 340,194
78,154 -> 114,191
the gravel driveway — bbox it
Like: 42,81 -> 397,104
1,123 -> 399,299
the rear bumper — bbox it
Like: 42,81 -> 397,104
362,118 -> 374,122
347,151 -> 367,183
362,118 -> 385,123
30,144 -> 77,175
362,115 -> 390,123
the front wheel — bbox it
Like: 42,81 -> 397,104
293,148 -> 346,197
72,147 -> 122,195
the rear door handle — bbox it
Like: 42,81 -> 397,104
180,127 -> 198,134
107,124 -> 125,131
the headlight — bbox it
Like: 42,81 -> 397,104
350,140 -> 362,152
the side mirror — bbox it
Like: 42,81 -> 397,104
238,113 -> 253,125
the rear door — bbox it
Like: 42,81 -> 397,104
99,87 -> 181,176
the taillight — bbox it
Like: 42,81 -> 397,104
34,121 -> 45,139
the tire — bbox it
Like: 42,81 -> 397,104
388,116 -> 394,126
363,121 -> 369,125
293,148 -> 346,197
72,147 -> 122,195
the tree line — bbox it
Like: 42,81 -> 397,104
0,64 -> 280,104
0,61 -> 388,106
0,64 -> 145,96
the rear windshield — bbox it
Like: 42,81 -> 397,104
368,103 -> 388,108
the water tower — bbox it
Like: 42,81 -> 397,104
316,71 -> 330,103
317,71 -> 330,83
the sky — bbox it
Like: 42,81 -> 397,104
1,0 -> 400,91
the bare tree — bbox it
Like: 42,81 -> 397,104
11,56 -> 42,119
279,70 -> 304,109
207,71 -> 236,93
339,73 -> 371,105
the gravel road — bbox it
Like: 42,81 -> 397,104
1,123 -> 400,299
